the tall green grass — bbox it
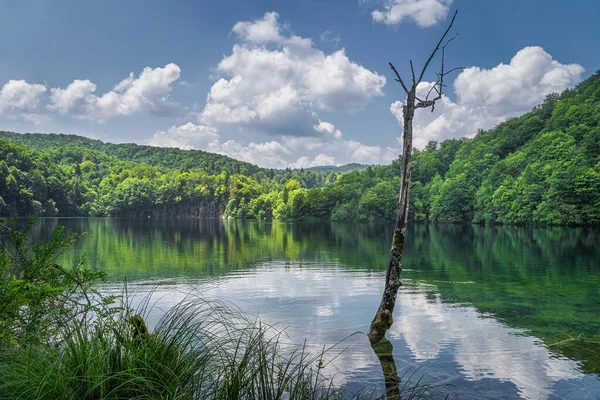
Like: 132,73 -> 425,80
0,291 -> 369,400
0,220 -> 441,399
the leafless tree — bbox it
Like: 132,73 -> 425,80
368,10 -> 462,346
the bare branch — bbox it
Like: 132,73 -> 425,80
415,100 -> 435,109
410,60 -> 416,85
425,80 -> 440,101
389,62 -> 409,94
422,27 -> 463,106
417,10 -> 458,84
442,66 -> 466,76
444,33 -> 459,48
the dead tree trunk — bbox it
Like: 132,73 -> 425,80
367,90 -> 415,345
368,10 -> 461,346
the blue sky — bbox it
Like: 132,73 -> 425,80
1,0 -> 598,168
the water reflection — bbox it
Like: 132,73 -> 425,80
99,263 -> 597,399
391,290 -> 583,399
31,219 -> 600,399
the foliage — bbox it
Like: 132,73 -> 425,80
0,294 -> 363,400
0,219 -> 109,347
1,70 -> 600,225
0,131 -> 264,176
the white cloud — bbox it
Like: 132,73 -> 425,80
372,0 -> 453,27
49,79 -> 98,117
201,12 -> 386,137
148,122 -> 220,150
49,63 -> 181,121
390,290 -> 582,400
281,134 -> 398,166
391,46 -> 585,148
232,11 -> 284,44
21,113 -> 53,126
219,140 -> 292,168
288,153 -> 337,169
0,80 -> 47,114
148,120 -> 398,169
453,47 -> 583,114
342,139 -> 398,164
314,121 -> 342,139
149,122 -> 294,168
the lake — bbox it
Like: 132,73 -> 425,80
32,218 -> 600,399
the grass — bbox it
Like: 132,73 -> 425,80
0,289 -> 443,399
0,290 -> 365,400
0,220 -> 442,400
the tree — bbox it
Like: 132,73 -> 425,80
366,13 -> 462,398
368,10 -> 461,345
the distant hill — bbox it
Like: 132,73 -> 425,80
0,132 -> 377,177
0,131 -> 266,176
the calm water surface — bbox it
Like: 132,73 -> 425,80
33,219 -> 600,399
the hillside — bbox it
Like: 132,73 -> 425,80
410,70 -> 600,225
278,70 -> 600,225
1,70 -> 599,224
0,131 -> 266,176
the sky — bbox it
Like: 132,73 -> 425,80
1,0 -> 599,169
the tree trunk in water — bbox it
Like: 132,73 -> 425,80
373,338 -> 401,399
368,90 -> 415,346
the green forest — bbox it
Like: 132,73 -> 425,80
1,71 -> 599,226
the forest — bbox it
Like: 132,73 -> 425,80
1,70 -> 599,226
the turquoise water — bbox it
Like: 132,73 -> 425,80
33,219 -> 600,399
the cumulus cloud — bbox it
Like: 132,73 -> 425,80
49,79 -> 98,117
21,113 -> 53,126
192,12 -> 394,167
281,133 -> 399,166
149,122 -> 295,168
288,154 -> 336,169
232,11 -> 285,44
201,12 -> 386,136
148,120 -> 398,169
342,139 -> 398,164
148,122 -> 220,150
372,0 -> 453,27
314,121 -> 342,139
390,290 -> 582,400
0,80 -> 47,114
390,46 -> 585,148
48,63 -> 181,121
219,140 -> 293,168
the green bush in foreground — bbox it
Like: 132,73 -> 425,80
0,219 -> 111,347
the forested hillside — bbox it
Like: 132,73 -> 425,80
410,70 -> 600,225
0,131 -> 266,176
0,136 -> 330,218
1,71 -> 599,225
